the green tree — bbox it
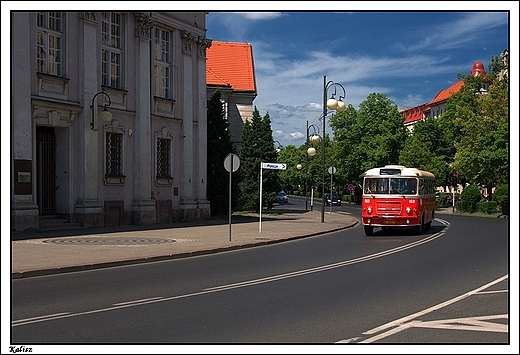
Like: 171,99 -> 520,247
459,185 -> 481,213
277,144 -> 304,194
238,107 -> 279,211
446,63 -> 509,195
399,118 -> 452,189
206,88 -> 238,216
492,184 -> 509,215
330,93 -> 408,183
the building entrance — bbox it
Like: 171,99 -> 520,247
36,126 -> 57,216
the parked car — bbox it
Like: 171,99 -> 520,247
324,193 -> 341,206
275,191 -> 288,203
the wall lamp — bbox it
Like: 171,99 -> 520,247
90,91 -> 112,130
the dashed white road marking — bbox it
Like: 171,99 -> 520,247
13,220 -> 450,329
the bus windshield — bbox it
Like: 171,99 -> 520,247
364,177 -> 417,195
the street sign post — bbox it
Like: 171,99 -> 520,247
224,154 -> 240,241
328,166 -> 337,214
259,162 -> 287,233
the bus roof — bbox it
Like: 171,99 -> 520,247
363,165 -> 435,178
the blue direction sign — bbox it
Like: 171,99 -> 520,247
261,162 -> 287,170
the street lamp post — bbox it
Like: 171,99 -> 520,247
274,140 -> 283,154
305,123 -> 309,211
321,75 -> 346,223
304,120 -> 320,211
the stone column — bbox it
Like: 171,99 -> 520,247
179,30 -> 198,221
11,12 -> 39,231
75,12 -> 104,227
196,36 -> 212,219
132,12 -> 156,225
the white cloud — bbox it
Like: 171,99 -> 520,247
237,12 -> 284,20
398,12 -> 509,52
209,11 -> 510,148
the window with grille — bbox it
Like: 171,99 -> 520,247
106,132 -> 123,176
157,138 -> 171,178
101,12 -> 123,88
36,12 -> 63,75
154,27 -> 171,99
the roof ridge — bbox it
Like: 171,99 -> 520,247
211,40 -> 251,46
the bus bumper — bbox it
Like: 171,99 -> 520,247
362,216 -> 421,227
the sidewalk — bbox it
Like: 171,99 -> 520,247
11,209 -> 358,279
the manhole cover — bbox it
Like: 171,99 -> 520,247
41,237 -> 178,246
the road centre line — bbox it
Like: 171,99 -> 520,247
13,222 -> 449,327
11,312 -> 70,325
204,231 -> 446,291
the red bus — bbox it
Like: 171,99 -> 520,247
361,165 -> 436,236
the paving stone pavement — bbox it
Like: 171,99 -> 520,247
11,209 -> 358,279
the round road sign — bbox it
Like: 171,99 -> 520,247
224,153 -> 240,172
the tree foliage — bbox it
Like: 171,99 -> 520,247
329,93 -> 408,184
206,88 -> 238,216
399,118 -> 452,188
277,144 -> 304,193
238,107 -> 280,211
232,52 -> 508,211
445,67 -> 509,192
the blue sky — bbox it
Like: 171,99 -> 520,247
205,6 -> 515,148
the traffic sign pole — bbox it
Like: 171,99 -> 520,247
328,167 -> 337,214
228,155 -> 233,241
259,162 -> 287,233
224,154 -> 240,241
259,162 -> 263,233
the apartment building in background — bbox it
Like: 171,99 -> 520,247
401,54 -> 509,129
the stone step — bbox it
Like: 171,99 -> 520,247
39,218 -> 69,225
39,217 -> 83,231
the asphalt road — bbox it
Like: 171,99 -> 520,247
10,199 -> 512,350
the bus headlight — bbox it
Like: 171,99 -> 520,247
406,206 -> 412,214
367,206 -> 373,214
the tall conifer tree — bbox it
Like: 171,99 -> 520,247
207,88 -> 238,216
239,107 -> 280,211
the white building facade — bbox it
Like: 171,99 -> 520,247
11,12 -> 211,232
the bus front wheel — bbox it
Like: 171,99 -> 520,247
425,211 -> 434,230
364,225 -> 374,236
414,216 -> 424,234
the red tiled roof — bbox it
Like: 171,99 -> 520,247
427,81 -> 464,105
206,41 -> 256,92
402,105 -> 426,125
402,81 -> 465,125
402,62 -> 483,126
